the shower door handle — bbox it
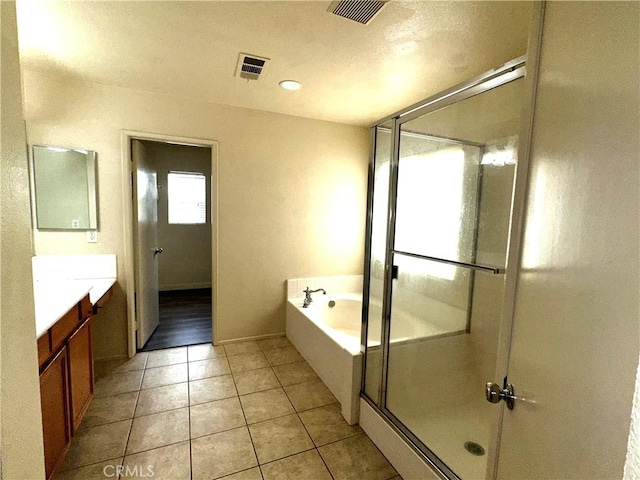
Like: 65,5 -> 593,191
485,381 -> 516,410
154,247 -> 164,256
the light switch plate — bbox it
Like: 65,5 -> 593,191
87,230 -> 98,243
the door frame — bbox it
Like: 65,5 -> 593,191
121,130 -> 219,357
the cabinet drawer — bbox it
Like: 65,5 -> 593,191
79,295 -> 92,320
38,332 -> 52,368
51,308 -> 79,352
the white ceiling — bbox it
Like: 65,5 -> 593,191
16,1 -> 532,126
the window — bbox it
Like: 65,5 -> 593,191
168,171 -> 206,224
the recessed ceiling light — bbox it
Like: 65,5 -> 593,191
279,80 -> 302,91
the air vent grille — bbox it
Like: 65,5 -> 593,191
329,0 -> 388,25
236,53 -> 270,81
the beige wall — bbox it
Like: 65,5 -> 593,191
141,141 -> 213,291
24,70 -> 369,355
0,2 -> 46,478
497,2 -> 639,477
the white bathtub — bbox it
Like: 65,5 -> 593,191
286,293 -> 363,425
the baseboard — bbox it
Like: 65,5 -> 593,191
94,353 -> 129,362
216,332 -> 286,345
159,282 -> 212,291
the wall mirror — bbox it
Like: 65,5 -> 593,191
31,145 -> 98,230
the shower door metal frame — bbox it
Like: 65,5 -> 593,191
360,56 -> 528,480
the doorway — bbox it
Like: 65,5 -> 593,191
135,140 -> 213,350
123,131 -> 219,357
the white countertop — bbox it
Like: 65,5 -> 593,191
34,277 -> 116,339
32,254 -> 118,339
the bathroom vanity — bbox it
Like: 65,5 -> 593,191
33,254 -> 116,479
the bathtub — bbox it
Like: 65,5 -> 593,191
285,284 -> 467,426
286,293 -> 363,425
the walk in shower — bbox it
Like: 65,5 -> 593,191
361,57 -> 526,479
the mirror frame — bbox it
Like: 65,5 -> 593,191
29,144 -> 99,231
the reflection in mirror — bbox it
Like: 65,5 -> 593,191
31,145 -> 98,230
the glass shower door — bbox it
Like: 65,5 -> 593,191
375,75 -> 525,479
385,130 -> 498,480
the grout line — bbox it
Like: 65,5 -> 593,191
235,369 -> 262,471
56,455 -> 124,475
258,446 -> 318,469
187,358 -> 194,480
119,438 -> 191,461
120,389 -> 141,469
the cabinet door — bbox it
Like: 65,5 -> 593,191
40,347 -> 71,479
67,317 -> 94,432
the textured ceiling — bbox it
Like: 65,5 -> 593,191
16,1 -> 532,126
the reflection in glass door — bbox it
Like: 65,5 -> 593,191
362,59 -> 526,479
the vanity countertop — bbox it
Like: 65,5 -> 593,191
34,277 -> 116,338
32,254 -> 118,339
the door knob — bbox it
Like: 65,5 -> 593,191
486,381 -> 516,410
154,247 -> 164,255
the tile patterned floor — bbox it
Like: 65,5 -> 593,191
57,338 -> 401,480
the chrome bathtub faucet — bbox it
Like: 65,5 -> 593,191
303,287 -> 326,308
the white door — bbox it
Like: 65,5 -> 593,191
496,3 -> 639,478
132,139 -> 161,349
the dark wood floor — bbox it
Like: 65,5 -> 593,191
140,288 -> 212,352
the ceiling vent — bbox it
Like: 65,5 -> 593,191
235,53 -> 270,81
328,0 -> 389,25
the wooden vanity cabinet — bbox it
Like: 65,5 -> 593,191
40,347 -> 71,479
38,294 -> 95,480
68,317 -> 94,431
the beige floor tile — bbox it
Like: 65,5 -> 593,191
55,458 -> 123,480
224,341 -> 261,356
126,407 -> 189,455
299,403 -> 362,446
256,336 -> 292,351
94,353 -> 148,379
283,380 -> 336,412
228,352 -> 270,373
135,382 -> 189,416
82,391 -> 138,428
191,427 -> 258,480
272,361 -> 318,386
190,397 -> 246,438
122,441 -> 191,479
218,467 -> 262,480
189,357 -> 231,380
146,347 -> 188,368
61,420 -> 131,470
190,375 -> 237,405
188,343 -> 226,361
239,388 -> 294,424
141,363 -> 188,389
233,368 -> 280,395
263,347 -> 304,366
248,414 -> 313,464
261,450 -> 332,480
318,434 -> 397,480
94,370 -> 143,398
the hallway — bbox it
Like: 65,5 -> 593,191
56,338 -> 400,479
141,289 -> 213,351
